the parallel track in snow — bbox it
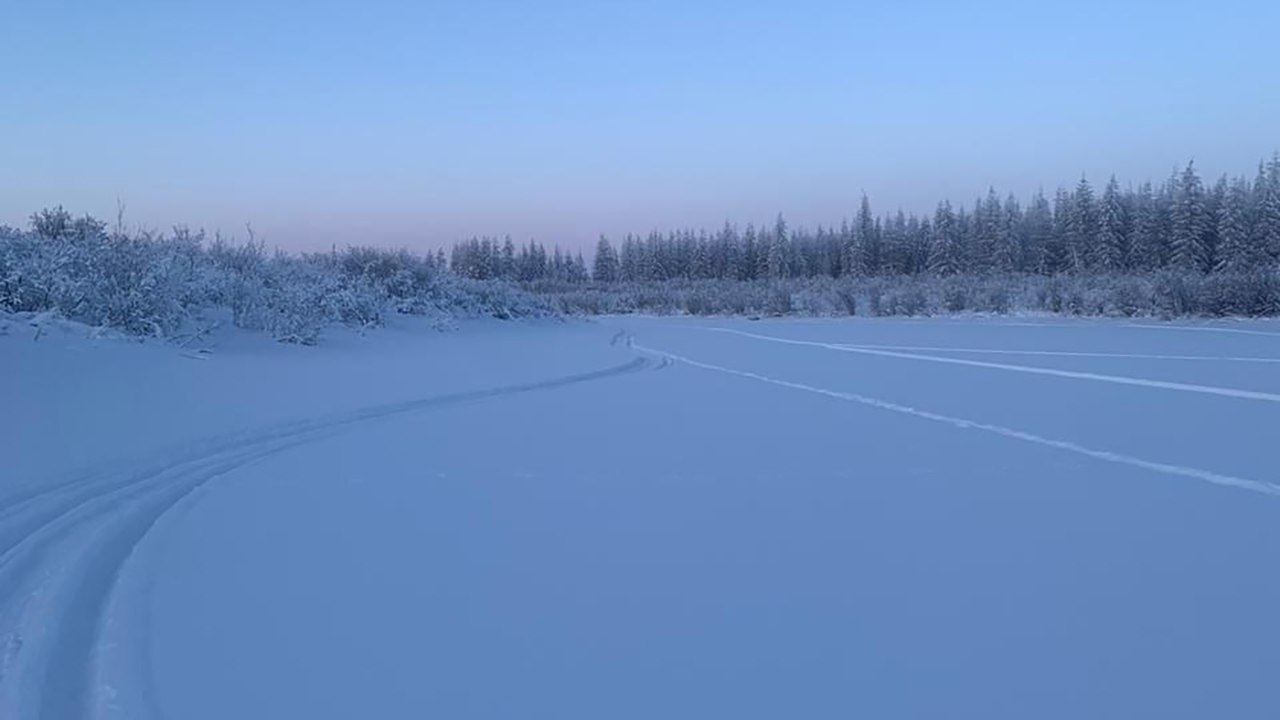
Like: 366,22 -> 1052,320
636,340 -> 1280,499
0,356 -> 654,720
709,327 -> 1280,404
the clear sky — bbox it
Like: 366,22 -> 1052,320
3,0 -> 1278,251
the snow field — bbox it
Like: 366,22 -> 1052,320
4,314 -> 1280,719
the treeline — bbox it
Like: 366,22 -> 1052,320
450,237 -> 589,283
579,156 -> 1280,283
7,155 -> 1280,343
545,272 -> 1280,319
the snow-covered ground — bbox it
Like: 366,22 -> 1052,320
4,313 -> 1280,719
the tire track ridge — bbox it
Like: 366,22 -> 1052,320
0,355 -> 653,720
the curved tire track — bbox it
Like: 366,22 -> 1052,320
0,356 -> 653,720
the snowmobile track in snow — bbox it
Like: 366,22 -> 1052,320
0,356 -> 654,720
709,327 -> 1280,404
636,341 -> 1280,499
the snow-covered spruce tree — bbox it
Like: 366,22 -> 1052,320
1170,162 -> 1211,272
909,216 -> 931,275
689,232 -> 711,279
903,211 -> 925,275
1215,177 -> 1254,273
1068,176 -> 1097,273
592,236 -> 618,283
549,246 -> 566,282
1096,175 -> 1127,272
1044,188 -> 1072,273
1205,176 -> 1227,271
638,231 -> 665,281
806,226 -> 830,277
716,222 -> 742,281
881,210 -> 910,275
618,235 -> 638,281
837,218 -> 856,277
974,188 -> 1001,271
993,193 -> 1022,274
928,201 -> 963,276
854,194 -> 879,275
955,204 -> 974,270
1157,170 -> 1179,264
1022,190 -> 1053,274
1127,182 -> 1161,270
748,225 -> 766,280
500,236 -> 517,280
735,224 -> 753,281
1254,155 -> 1280,263
766,214 -> 789,279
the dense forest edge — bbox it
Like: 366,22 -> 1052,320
4,156 -> 1279,343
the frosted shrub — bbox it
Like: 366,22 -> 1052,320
0,227 -> 44,311
1152,271 -> 1198,318
206,237 -> 268,328
682,286 -> 716,315
972,279 -> 1012,314
0,210 -> 197,336
864,282 -> 884,316
789,285 -> 827,316
258,261 -> 331,344
86,232 -> 192,336
442,276 -> 553,319
942,281 -> 969,313
327,277 -> 388,328
884,287 -> 927,316
0,207 -> 548,343
764,286 -> 793,316
227,256 -> 382,343
1035,276 -> 1066,313
831,283 -> 859,316
1105,277 -> 1149,317
1199,270 -> 1280,317
547,272 -> 1264,320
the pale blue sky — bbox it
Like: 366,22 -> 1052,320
2,0 -> 1277,250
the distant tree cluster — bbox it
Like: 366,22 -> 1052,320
586,156 -> 1280,282
450,236 -> 589,284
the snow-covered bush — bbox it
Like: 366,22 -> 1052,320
0,209 -> 198,336
0,207 -> 550,343
1151,271 -> 1199,318
434,275 -> 554,320
792,282 -> 843,316
543,270 -> 1280,320
882,286 -> 927,316
205,236 -> 269,328
1196,270 -> 1280,317
1100,276 -> 1149,317
0,225 -> 44,311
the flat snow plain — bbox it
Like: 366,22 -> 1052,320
3,313 -> 1279,719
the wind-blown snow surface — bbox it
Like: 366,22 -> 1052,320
4,313 -> 1280,719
